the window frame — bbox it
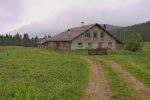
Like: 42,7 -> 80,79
85,32 -> 90,38
108,42 -> 112,47
88,42 -> 92,48
78,43 -> 83,48
93,32 -> 98,38
99,42 -> 103,46
101,32 -> 105,38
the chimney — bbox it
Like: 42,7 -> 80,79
67,29 -> 70,33
48,35 -> 51,38
67,29 -> 70,34
67,29 -> 71,36
103,24 -> 106,30
81,22 -> 85,27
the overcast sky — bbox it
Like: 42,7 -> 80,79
0,0 -> 150,37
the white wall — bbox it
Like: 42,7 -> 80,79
71,26 -> 116,50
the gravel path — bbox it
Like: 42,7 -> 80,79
82,56 -> 112,100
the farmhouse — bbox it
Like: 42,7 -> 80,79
38,23 -> 123,50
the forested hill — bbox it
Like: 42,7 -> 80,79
101,24 -> 122,31
110,21 -> 150,42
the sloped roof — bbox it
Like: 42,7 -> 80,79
47,23 -> 122,43
47,24 -> 95,42
37,38 -> 47,44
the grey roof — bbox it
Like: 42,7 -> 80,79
47,23 -> 122,43
47,24 -> 95,42
37,38 -> 47,44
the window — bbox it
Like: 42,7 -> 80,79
99,42 -> 103,46
53,42 -> 57,46
108,42 -> 112,47
105,33 -> 109,38
88,42 -> 92,48
85,32 -> 90,38
78,43 -> 83,48
66,44 -> 69,49
101,32 -> 104,38
93,32 -> 98,38
63,43 -> 65,48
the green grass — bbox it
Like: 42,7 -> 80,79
71,50 -> 88,56
107,42 -> 150,86
97,59 -> 143,100
0,46 -> 88,100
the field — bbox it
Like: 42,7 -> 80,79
0,47 -> 88,100
0,43 -> 150,100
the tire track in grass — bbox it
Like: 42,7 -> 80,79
82,56 -> 112,100
94,57 -> 144,100
103,60 -> 150,100
96,55 -> 150,100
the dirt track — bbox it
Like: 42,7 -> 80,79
104,60 -> 150,100
83,56 -> 150,100
82,57 -> 112,100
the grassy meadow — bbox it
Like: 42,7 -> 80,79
107,42 -> 150,86
0,47 -> 88,100
0,42 -> 149,100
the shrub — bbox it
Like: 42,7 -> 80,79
124,33 -> 143,52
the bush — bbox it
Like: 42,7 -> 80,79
124,33 -> 143,52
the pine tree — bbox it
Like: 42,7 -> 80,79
0,33 -> 38,47
34,36 -> 38,47
14,32 -> 22,46
23,33 -> 30,47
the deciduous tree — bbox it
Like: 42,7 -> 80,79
124,33 -> 143,52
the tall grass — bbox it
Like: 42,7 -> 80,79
0,47 -> 88,100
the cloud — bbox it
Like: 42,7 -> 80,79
1,0 -> 150,37
0,0 -> 24,33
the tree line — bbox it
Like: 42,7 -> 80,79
0,33 -> 38,47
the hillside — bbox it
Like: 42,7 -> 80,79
111,21 -> 150,42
